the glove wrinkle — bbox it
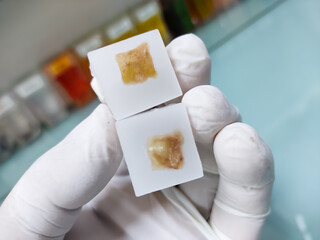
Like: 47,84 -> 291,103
182,85 -> 240,145
166,34 -> 211,94
70,174 -> 209,240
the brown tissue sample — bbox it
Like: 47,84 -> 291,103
116,42 -> 157,84
147,131 -> 184,170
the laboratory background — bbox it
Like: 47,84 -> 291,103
0,0 -> 319,239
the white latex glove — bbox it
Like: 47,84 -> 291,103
0,34 -> 274,240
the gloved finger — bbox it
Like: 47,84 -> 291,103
90,33 -> 211,105
166,33 -> 211,94
179,85 -> 240,219
210,123 -> 274,240
0,104 -> 122,239
182,85 -> 240,145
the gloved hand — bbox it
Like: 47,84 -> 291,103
0,34 -> 274,240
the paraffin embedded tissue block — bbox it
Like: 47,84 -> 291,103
116,103 -> 203,197
88,30 -> 182,120
148,130 -> 184,170
116,42 -> 157,84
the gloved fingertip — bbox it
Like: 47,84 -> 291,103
214,122 -> 274,187
182,85 -> 240,145
210,123 -> 274,240
167,34 -> 211,93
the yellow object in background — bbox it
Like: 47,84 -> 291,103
131,1 -> 171,44
47,54 -> 72,76
104,15 -> 136,44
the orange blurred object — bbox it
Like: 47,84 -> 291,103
213,0 -> 238,13
43,51 -> 95,107
185,0 -> 215,24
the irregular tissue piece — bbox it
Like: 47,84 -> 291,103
148,131 -> 184,170
116,42 -> 157,84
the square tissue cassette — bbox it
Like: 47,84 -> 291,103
116,103 -> 203,197
88,29 -> 182,120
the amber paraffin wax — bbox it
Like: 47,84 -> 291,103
88,30 -> 182,120
116,103 -> 203,197
116,42 -> 157,84
148,131 -> 184,170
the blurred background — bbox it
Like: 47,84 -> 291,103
0,0 -> 319,239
